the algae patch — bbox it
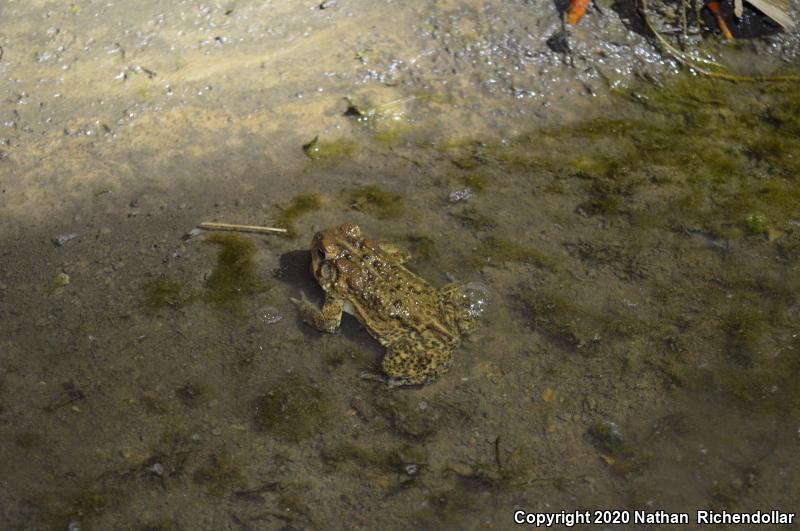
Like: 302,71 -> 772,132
471,235 -> 557,270
253,374 -> 329,442
348,185 -> 405,219
144,278 -> 191,309
275,192 -> 324,238
458,173 -> 490,193
302,135 -> 359,161
587,421 -> 643,476
204,233 -> 269,309
401,233 -> 437,262
192,448 -> 245,497
449,205 -> 497,232
516,286 -> 589,348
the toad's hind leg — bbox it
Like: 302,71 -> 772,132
381,334 -> 454,386
439,283 -> 478,335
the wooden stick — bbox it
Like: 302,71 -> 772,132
198,222 -> 287,234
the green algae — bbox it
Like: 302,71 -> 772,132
204,233 -> 269,310
471,235 -> 557,270
302,135 -> 359,160
449,205 -> 497,232
322,347 -> 371,368
516,284 -> 646,350
175,381 -> 207,408
39,483 -> 125,530
451,153 -> 483,170
321,442 -> 428,474
744,212 -> 768,234
144,278 -> 191,309
401,233 -> 436,261
372,121 -> 412,145
192,448 -> 244,497
142,428 -> 195,485
516,287 -> 588,348
610,76 -> 800,233
587,421 -> 643,476
275,192 -> 323,238
681,344 -> 800,417
424,487 -> 486,527
253,374 -> 329,442
720,305 -> 766,368
432,73 -> 800,239
373,392 -> 440,439
457,172 -> 490,193
348,185 -> 405,219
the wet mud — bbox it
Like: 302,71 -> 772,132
1,1 -> 799,530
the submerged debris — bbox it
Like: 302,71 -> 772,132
257,306 -> 283,325
198,222 -> 286,235
745,0 -> 795,29
639,0 -> 799,79
566,0 -> 590,25
52,233 -> 78,247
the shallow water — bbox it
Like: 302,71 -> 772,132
1,0 -> 799,529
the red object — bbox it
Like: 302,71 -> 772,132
566,0 -> 590,25
706,1 -> 734,39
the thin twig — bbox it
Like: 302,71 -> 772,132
198,222 -> 287,234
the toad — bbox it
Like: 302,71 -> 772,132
293,223 -> 481,386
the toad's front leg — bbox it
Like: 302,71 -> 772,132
292,292 -> 344,333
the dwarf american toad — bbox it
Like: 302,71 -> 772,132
293,223 -> 480,386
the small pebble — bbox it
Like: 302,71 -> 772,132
448,188 -> 474,203
52,233 -> 78,247
52,272 -> 70,289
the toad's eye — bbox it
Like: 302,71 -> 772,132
317,248 -> 326,262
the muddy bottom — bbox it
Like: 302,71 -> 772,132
1,0 -> 799,530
